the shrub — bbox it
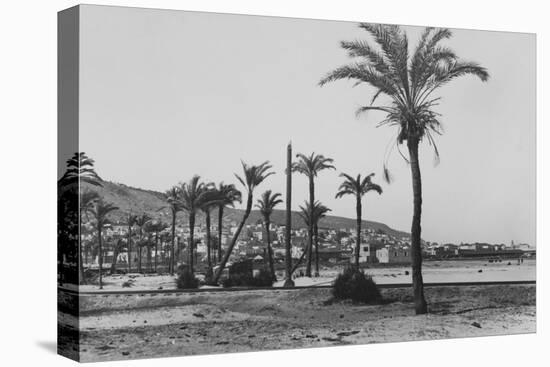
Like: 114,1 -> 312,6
222,267 -> 274,288
332,266 -> 381,304
251,268 -> 275,287
175,266 -> 199,289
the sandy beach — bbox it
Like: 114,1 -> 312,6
59,284 -> 535,362
74,259 -> 536,292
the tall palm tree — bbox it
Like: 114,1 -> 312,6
320,24 -> 488,314
134,214 -> 152,273
125,213 -> 138,273
298,201 -> 331,277
335,173 -> 382,270
165,186 -> 182,275
78,190 -> 99,284
179,176 -> 212,275
89,199 -> 118,289
256,190 -> 283,281
215,183 -> 242,263
293,153 -> 335,276
213,161 -> 274,283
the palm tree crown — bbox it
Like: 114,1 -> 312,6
298,200 -> 331,228
217,183 -> 242,209
90,199 -> 118,227
320,24 -> 489,179
256,190 -> 283,221
335,173 -> 383,200
235,161 -> 275,194
292,153 -> 335,178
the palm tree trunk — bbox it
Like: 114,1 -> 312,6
408,137 -> 428,315
217,206 -> 224,263
213,192 -> 252,283
170,211 -> 176,275
314,223 -> 320,277
284,143 -> 294,287
98,225 -> 103,289
127,223 -> 132,273
189,214 -> 195,274
155,232 -> 159,273
206,210 -> 212,272
265,219 -> 276,281
138,228 -> 142,273
110,241 -> 119,275
306,176 -> 314,277
355,197 -> 362,269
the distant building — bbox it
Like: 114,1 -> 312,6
376,246 -> 410,264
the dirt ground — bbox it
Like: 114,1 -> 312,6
61,284 -> 535,362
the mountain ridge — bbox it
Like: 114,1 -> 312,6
84,180 -> 409,238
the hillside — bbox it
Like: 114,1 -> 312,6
83,181 -> 409,238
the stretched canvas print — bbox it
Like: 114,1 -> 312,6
57,4 -> 536,362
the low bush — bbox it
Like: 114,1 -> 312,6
333,266 -> 381,304
251,268 -> 275,287
222,268 -> 274,288
175,266 -> 199,289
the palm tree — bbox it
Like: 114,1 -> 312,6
110,237 -> 125,275
293,153 -> 335,276
335,173 -> 382,269
198,188 -> 225,275
89,199 -> 118,289
319,24 -> 488,314
125,213 -> 138,273
134,214 -> 152,273
213,161 -> 274,283
215,183 -> 242,263
313,203 -> 331,277
165,186 -> 182,275
78,190 -> 99,284
179,176 -> 212,275
298,201 -> 331,277
256,190 -> 283,281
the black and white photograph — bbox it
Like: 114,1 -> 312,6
54,4 -> 538,362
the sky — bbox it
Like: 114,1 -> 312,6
78,5 -> 536,245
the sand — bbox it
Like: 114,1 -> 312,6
61,284 -> 535,362
75,259 -> 536,292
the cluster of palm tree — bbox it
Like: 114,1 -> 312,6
63,23 -> 489,316
163,161 -> 275,283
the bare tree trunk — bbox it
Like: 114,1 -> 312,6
213,193 -> 252,283
284,142 -> 294,287
408,137 -> 428,315
217,206 -> 224,263
170,211 -> 176,275
355,197 -> 362,269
